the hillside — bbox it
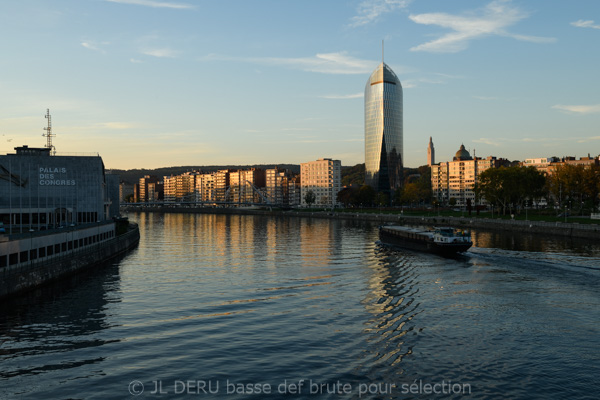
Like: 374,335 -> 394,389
108,164 -> 301,185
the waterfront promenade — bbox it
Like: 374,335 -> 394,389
122,206 -> 600,240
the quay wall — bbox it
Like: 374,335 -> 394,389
124,206 -> 600,240
0,224 -> 140,299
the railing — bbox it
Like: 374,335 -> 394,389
0,223 -> 139,274
0,149 -> 100,157
5,221 -> 114,241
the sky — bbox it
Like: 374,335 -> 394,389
0,0 -> 599,170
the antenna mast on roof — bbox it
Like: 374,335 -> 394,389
382,39 -> 384,63
43,109 -> 56,155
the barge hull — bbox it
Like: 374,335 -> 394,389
379,226 -> 472,256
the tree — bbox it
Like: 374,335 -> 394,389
375,191 -> 389,207
357,185 -> 376,207
548,164 -> 600,211
341,164 -> 366,186
476,166 -> 546,214
582,165 -> 600,210
397,182 -> 420,205
519,166 -> 546,208
415,166 -> 433,201
337,187 -> 357,208
304,190 -> 316,207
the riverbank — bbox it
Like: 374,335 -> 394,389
122,206 -> 600,240
0,223 -> 140,299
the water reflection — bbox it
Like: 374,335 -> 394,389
2,214 -> 598,400
355,244 -> 423,384
0,260 -> 122,380
471,229 -> 600,255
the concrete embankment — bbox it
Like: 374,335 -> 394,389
0,224 -> 140,299
124,206 -> 600,240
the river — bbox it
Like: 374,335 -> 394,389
1,212 -> 599,399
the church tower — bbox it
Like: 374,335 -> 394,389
427,136 -> 435,166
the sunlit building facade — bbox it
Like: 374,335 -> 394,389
364,62 -> 403,193
214,169 -> 232,202
195,173 -> 216,202
164,172 -> 195,202
432,145 -> 509,207
288,175 -> 301,207
266,168 -> 297,205
229,168 -> 266,204
138,175 -> 161,203
525,156 -> 599,176
300,158 -> 341,207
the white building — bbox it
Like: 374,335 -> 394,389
300,158 -> 341,207
431,145 -> 509,207
522,157 -> 559,175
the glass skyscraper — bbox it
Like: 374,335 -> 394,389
364,62 -> 403,193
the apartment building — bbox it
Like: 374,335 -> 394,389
300,158 -> 342,207
431,145 -> 509,207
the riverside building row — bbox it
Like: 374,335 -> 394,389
133,158 -> 342,208
430,138 -> 600,207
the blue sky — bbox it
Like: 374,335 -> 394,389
1,0 -> 599,169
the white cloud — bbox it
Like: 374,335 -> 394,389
81,41 -> 107,53
552,104 -> 600,115
571,19 -> 600,29
349,0 -> 411,27
141,48 -> 179,58
401,74 -> 455,88
576,136 -> 600,143
81,42 -> 98,51
409,0 -> 555,53
473,137 -> 502,146
203,52 -> 377,75
320,93 -> 363,99
130,58 -> 143,63
105,0 -> 194,9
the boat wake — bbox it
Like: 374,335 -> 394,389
464,246 -> 600,292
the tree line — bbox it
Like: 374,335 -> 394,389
336,163 -> 600,214
475,164 -> 600,214
336,165 -> 432,208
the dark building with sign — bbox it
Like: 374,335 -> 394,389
0,146 -> 135,291
0,146 -> 118,232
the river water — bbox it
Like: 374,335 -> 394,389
1,213 -> 599,399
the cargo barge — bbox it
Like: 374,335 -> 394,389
379,225 -> 472,255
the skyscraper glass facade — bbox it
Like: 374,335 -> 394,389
364,62 -> 403,192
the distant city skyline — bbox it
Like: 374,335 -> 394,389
1,0 -> 599,169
